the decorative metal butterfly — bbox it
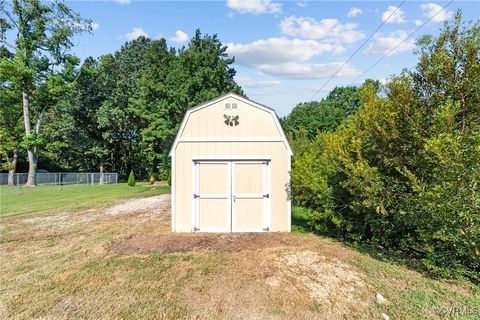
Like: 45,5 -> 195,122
223,114 -> 240,126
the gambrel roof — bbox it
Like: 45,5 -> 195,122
169,92 -> 293,156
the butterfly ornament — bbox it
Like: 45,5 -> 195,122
223,114 -> 239,126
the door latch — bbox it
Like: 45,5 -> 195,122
263,227 -> 270,231
193,227 -> 200,231
193,194 -> 200,198
263,194 -> 269,198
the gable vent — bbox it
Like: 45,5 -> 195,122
225,102 -> 238,109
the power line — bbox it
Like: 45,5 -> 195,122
310,0 -> 406,100
350,0 -> 455,86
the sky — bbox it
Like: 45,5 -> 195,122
53,1 -> 480,116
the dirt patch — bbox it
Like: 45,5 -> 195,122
18,195 -> 170,231
110,232 -> 302,254
267,250 -> 371,317
106,196 -> 167,215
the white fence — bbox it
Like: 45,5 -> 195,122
0,172 -> 118,186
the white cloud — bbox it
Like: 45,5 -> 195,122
169,30 -> 189,44
257,62 -> 358,79
414,19 -> 423,26
112,0 -> 131,4
226,0 -> 281,14
347,7 -> 362,18
296,0 -> 308,8
91,22 -> 100,31
227,37 -> 344,66
279,16 -> 365,44
227,37 -> 357,79
420,3 -> 453,23
382,6 -> 407,24
123,27 -> 148,41
235,75 -> 281,88
364,31 -> 415,55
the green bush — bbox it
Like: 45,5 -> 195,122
127,169 -> 136,186
289,15 -> 480,280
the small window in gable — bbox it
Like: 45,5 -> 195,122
225,103 -> 231,109
231,103 -> 238,109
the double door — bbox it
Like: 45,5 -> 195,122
193,160 -> 270,232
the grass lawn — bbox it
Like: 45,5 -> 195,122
0,183 -> 170,218
0,189 -> 478,319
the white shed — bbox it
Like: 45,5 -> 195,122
169,93 -> 293,232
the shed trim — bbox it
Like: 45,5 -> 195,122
178,137 -> 285,143
168,93 -> 293,156
192,156 -> 271,161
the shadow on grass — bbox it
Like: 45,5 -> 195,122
290,206 -> 478,285
291,206 -> 311,233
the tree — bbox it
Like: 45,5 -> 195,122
127,169 -> 136,186
69,57 -> 108,182
0,47 -> 23,185
282,85 -> 361,138
130,31 -> 243,177
96,37 -> 152,177
0,0 -> 91,185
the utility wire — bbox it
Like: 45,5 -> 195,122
349,0 -> 455,86
310,0 -> 406,100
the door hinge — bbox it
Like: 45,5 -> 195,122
194,194 -> 200,198
263,194 -> 269,198
263,161 -> 270,165
263,227 -> 270,231
193,227 -> 200,231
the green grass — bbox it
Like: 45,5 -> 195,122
352,252 -> 480,320
0,183 -> 170,218
291,206 -> 311,233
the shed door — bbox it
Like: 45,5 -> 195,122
194,162 -> 231,232
193,160 -> 269,232
232,162 -> 269,232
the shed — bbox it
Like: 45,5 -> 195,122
169,93 -> 293,232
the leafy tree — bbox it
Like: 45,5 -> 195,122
96,37 -> 152,177
0,47 -> 23,185
0,0 -> 91,185
130,30 -> 243,177
282,86 -> 361,138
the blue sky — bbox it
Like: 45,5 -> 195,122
64,1 -> 479,116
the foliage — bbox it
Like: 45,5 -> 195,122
127,169 -> 136,187
290,14 -> 480,280
0,0 -> 90,184
34,30 -> 242,179
282,85 -> 361,138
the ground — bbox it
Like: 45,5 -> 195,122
0,185 -> 478,319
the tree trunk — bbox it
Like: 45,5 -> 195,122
7,149 -> 18,186
99,160 -> 104,185
22,88 -> 36,186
